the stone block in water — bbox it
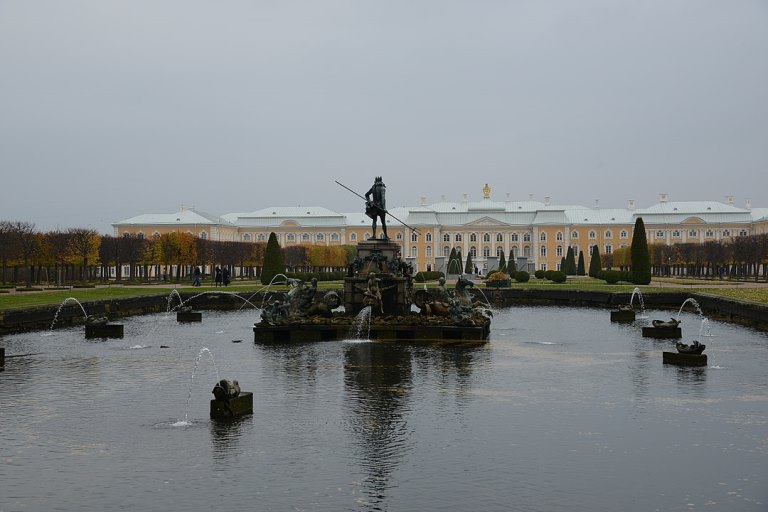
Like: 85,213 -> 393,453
1,347 -> 4,366
642,326 -> 682,339
85,324 -> 124,339
177,311 -> 202,322
610,310 -> 636,322
663,352 -> 707,367
210,392 -> 253,419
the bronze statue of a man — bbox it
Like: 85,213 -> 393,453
364,176 -> 388,239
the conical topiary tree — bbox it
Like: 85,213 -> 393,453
498,251 -> 507,273
261,232 -> 285,285
507,251 -> 517,273
577,250 -> 586,276
630,216 -> 652,285
560,257 -> 566,272
565,246 -> 576,275
447,247 -> 463,275
464,252 -> 474,274
588,244 -> 602,278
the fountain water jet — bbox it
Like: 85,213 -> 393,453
178,347 -> 220,425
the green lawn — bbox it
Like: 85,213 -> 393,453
1,277 -> 767,312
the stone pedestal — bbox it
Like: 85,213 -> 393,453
611,310 -> 636,322
642,326 -> 682,339
177,311 -> 202,322
345,239 -> 410,316
210,392 -> 253,419
85,324 -> 124,339
663,352 -> 707,367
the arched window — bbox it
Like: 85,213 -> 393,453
411,246 -> 418,257
287,233 -> 296,242
122,232 -> 131,238
739,229 -> 748,237
556,245 -> 563,257
540,232 -> 547,242
672,230 -> 681,238
470,233 -> 478,242
523,233 -> 531,242
605,245 -> 613,254
153,232 -> 161,238
620,230 -> 628,239
511,233 -> 519,242
316,233 -> 325,241
571,231 -> 579,239
656,230 -> 665,238
455,246 -> 462,255
588,230 -> 596,239
350,233 -> 357,241
455,233 -> 463,242
243,234 -> 251,242
705,230 -> 713,238
257,233 -> 266,241
496,233 -> 503,242
540,246 -> 547,257
302,233 -> 310,241
425,232 -> 432,242
688,230 -> 697,238
330,233 -> 339,241
396,232 -> 403,240
426,246 -> 432,257
483,246 -> 490,258
572,245 -> 579,256
443,233 -> 450,242
524,246 -> 530,257
470,246 -> 477,257
512,246 -> 519,258
556,232 -> 563,241
483,233 -> 490,242
604,230 -> 612,239
412,232 -> 418,242
722,229 -> 731,237
444,246 -> 451,257
496,247 -> 504,258
137,232 -> 145,239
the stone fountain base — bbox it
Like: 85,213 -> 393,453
610,310 -> 636,322
210,391 -> 253,419
85,324 -> 124,339
662,352 -> 707,367
641,326 -> 682,339
177,311 -> 202,322
253,316 -> 490,344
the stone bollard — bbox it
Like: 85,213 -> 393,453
210,379 -> 253,419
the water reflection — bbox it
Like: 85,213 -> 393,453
209,415 -> 251,462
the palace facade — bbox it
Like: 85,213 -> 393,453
113,187 -> 768,274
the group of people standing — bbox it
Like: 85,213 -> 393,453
191,266 -> 230,287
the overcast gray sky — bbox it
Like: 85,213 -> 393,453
2,0 -> 767,234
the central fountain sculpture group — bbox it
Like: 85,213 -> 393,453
254,177 -> 491,343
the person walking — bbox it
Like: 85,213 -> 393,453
214,266 -> 222,287
193,266 -> 201,286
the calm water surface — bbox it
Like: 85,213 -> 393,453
1,306 -> 766,512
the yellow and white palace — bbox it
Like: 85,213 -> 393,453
114,186 -> 768,274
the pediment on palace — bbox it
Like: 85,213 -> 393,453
682,217 -> 705,224
464,216 -> 508,227
281,220 -> 299,227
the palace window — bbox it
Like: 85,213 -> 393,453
722,229 -> 730,237
588,231 -> 596,239
705,230 -> 713,238
287,234 -> 295,242
556,245 -> 563,257
331,233 -> 338,241
672,230 -> 681,238
443,233 -> 450,242
302,233 -> 310,241
350,233 -> 357,241
496,233 -> 503,242
656,230 -> 665,238
470,233 -> 478,242
540,232 -> 547,242
137,232 -> 145,239
444,246 -> 451,257
556,232 -> 563,241
620,230 -> 628,239
425,233 -> 432,242
571,231 -> 579,239
258,233 -> 266,241
511,233 -> 519,242
412,232 -> 418,242
470,246 -> 477,257
411,246 -> 417,257
605,230 -> 612,239
688,230 -> 697,238
605,245 -> 612,254
316,233 -> 325,241
483,233 -> 491,242
739,229 -> 748,237
426,246 -> 432,257
243,234 -> 251,242
153,232 -> 161,238
523,246 -> 530,257
540,246 -> 547,257
483,246 -> 490,258
497,247 -> 504,258
455,233 -> 462,242
523,233 -> 531,242
396,232 -> 403,240
572,245 -> 579,256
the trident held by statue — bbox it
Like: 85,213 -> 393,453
334,180 -> 420,236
